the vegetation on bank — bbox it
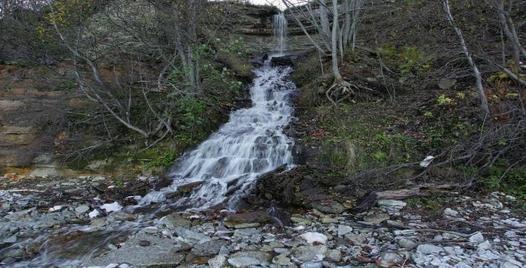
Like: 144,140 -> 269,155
0,0 -> 262,174
289,0 -> 525,206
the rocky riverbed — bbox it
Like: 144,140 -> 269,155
0,174 -> 525,267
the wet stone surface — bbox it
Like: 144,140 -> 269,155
0,174 -> 525,267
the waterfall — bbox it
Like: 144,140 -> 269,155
140,58 -> 296,210
273,12 -> 288,55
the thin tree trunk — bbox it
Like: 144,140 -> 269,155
443,0 -> 490,115
319,0 -> 330,40
332,0 -> 343,81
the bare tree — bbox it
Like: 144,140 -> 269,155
442,0 -> 490,115
283,0 -> 364,104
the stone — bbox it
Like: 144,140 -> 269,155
478,240 -> 491,251
301,262 -> 322,268
377,199 -> 406,214
398,238 -> 417,249
312,200 -> 346,214
377,252 -> 404,267
138,240 -> 150,247
228,256 -> 261,267
233,223 -> 260,229
100,202 -> 122,213
273,254 -> 293,266
292,245 -> 327,262
291,216 -> 312,225
416,244 -> 443,255
191,239 -> 228,256
228,251 -> 271,267
159,213 -> 191,228
337,225 -> 353,237
438,78 -> 456,89
208,254 -> 226,268
321,217 -> 338,224
500,261 -> 521,268
469,232 -> 484,243
174,227 -> 210,244
0,100 -> 24,111
89,210 -> 100,219
363,211 -> 390,224
224,210 -> 271,228
326,249 -> 342,262
443,208 -> 459,217
75,205 -> 90,214
300,232 -> 328,245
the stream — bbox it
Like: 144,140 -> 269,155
0,54 -> 297,268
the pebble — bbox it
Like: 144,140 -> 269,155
75,205 -> 90,214
1,178 -> 525,268
416,244 -> 443,254
300,232 -> 328,245
443,207 -> 460,217
337,225 -> 353,236
469,232 -> 485,243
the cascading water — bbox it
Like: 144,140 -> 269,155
140,58 -> 296,210
273,12 -> 288,55
3,20 -> 295,266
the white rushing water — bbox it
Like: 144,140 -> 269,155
140,59 -> 296,210
273,12 -> 288,55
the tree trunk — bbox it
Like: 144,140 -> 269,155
319,0 -> 330,40
443,0 -> 490,115
331,0 -> 343,81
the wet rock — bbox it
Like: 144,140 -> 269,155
191,239 -> 229,256
292,245 -> 327,262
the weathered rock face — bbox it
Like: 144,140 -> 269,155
0,64 -> 72,173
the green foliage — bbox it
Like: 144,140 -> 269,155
379,45 -> 430,78
201,63 -> 243,93
437,94 -> 453,106
140,148 -> 178,170
484,165 -> 526,202
313,105 -> 420,173
217,37 -> 249,56
175,96 -> 207,132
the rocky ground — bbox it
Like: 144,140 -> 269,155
0,174 -> 525,267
